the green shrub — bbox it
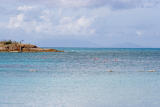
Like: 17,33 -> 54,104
0,40 -> 19,45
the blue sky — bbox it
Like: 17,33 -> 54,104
0,0 -> 160,47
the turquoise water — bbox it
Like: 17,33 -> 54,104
0,48 -> 160,107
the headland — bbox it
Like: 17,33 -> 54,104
0,40 -> 63,52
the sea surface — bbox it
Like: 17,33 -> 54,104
0,48 -> 160,107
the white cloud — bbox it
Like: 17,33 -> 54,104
56,16 -> 95,35
59,0 -> 90,7
7,8 -> 95,36
22,0 -> 160,9
17,5 -> 35,11
136,30 -> 143,36
40,10 -> 53,22
8,14 -> 24,28
6,0 -> 158,36
1,0 -> 159,10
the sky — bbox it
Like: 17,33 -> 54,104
0,0 -> 160,47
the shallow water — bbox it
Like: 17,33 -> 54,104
0,48 -> 160,107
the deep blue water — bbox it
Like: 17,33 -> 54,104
0,48 -> 160,107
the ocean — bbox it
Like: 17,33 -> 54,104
0,48 -> 160,107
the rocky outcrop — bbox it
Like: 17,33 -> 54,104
0,41 -> 64,52
22,47 -> 63,52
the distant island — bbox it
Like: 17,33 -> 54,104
0,40 -> 64,52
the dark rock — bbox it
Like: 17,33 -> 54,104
148,70 -> 156,72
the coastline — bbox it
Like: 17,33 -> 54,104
0,40 -> 64,53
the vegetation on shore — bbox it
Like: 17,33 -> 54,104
0,40 -> 19,45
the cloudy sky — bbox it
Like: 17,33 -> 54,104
0,0 -> 160,47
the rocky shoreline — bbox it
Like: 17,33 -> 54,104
0,40 -> 64,52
